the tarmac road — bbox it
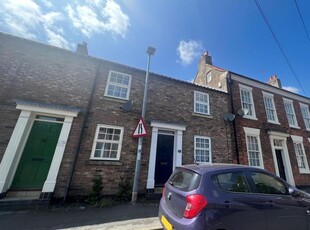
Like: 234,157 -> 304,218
0,202 -> 162,230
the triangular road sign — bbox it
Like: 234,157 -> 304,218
132,117 -> 148,138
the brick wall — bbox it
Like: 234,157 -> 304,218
230,76 -> 310,187
0,32 -> 234,199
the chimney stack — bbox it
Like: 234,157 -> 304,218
268,74 -> 282,88
202,51 -> 212,65
76,42 -> 88,55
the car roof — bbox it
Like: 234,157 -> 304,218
178,163 -> 255,174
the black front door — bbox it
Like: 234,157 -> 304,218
155,134 -> 174,186
276,150 -> 286,181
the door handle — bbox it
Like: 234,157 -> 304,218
220,201 -> 232,208
264,201 -> 273,207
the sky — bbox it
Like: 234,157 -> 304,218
0,0 -> 309,97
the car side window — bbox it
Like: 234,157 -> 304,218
213,172 -> 249,193
250,171 -> 287,195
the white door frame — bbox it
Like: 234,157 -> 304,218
268,131 -> 295,186
146,121 -> 186,189
0,101 -> 80,195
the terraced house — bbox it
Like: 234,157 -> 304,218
195,52 -> 310,191
0,32 -> 233,203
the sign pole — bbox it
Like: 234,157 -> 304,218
132,47 -> 156,204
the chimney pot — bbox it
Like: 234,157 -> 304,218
202,51 -> 212,65
268,74 -> 282,88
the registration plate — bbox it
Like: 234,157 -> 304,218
161,215 -> 173,230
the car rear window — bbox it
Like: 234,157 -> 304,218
168,168 -> 201,192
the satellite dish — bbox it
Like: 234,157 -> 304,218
120,100 -> 133,112
223,113 -> 235,121
237,108 -> 249,117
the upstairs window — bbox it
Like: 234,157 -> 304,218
91,125 -> 124,160
300,103 -> 310,131
239,84 -> 256,119
194,91 -> 210,115
263,92 -> 279,124
194,136 -> 211,163
284,98 -> 299,128
291,135 -> 309,173
206,71 -> 212,83
105,70 -> 131,100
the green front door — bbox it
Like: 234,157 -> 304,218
11,120 -> 62,189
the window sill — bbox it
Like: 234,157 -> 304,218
103,96 -> 128,103
192,113 -> 213,119
299,170 -> 310,174
289,125 -> 300,129
243,116 -> 258,121
87,160 -> 122,166
267,121 -> 280,125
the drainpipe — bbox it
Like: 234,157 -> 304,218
63,62 -> 101,204
228,73 -> 240,164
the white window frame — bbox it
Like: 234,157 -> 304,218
206,71 -> 212,83
105,70 -> 132,100
90,124 -> 124,161
263,92 -> 279,124
291,135 -> 310,174
194,136 -> 211,164
244,127 -> 264,168
283,98 -> 299,128
300,103 -> 310,131
194,91 -> 210,115
239,84 -> 257,120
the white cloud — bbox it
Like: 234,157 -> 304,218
39,0 -> 53,8
177,40 -> 204,66
283,86 -> 300,94
66,0 -> 130,38
0,0 -> 71,49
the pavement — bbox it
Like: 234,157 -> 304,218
0,201 -> 163,230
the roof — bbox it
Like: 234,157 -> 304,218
179,163 -> 253,174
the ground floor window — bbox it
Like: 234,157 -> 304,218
90,124 -> 124,160
292,135 -> 309,173
244,127 -> 263,168
194,136 -> 211,163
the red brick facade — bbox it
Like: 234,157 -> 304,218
195,53 -> 310,190
0,33 -> 233,200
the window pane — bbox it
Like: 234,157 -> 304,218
92,126 -> 123,160
194,92 -> 209,115
213,172 -> 249,193
250,172 -> 287,195
106,71 -> 131,99
247,135 -> 261,167
195,136 -> 211,163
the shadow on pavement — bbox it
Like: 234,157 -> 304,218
0,201 -> 160,230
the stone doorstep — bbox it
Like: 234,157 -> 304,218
5,190 -> 41,200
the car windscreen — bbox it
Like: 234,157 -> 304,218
168,168 -> 201,192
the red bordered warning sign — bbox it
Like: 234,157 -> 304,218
132,117 -> 148,138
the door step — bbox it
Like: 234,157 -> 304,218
5,190 -> 41,200
0,190 -> 48,211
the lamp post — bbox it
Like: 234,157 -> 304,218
132,46 -> 156,204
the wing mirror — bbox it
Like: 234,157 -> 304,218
288,187 -> 299,196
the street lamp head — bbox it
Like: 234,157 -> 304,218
146,46 -> 156,55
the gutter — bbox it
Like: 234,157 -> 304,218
228,72 -> 240,164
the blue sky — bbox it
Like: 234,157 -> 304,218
0,0 -> 309,97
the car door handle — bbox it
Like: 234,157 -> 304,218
264,201 -> 273,207
220,201 -> 232,208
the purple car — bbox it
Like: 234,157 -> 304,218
159,164 -> 310,230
